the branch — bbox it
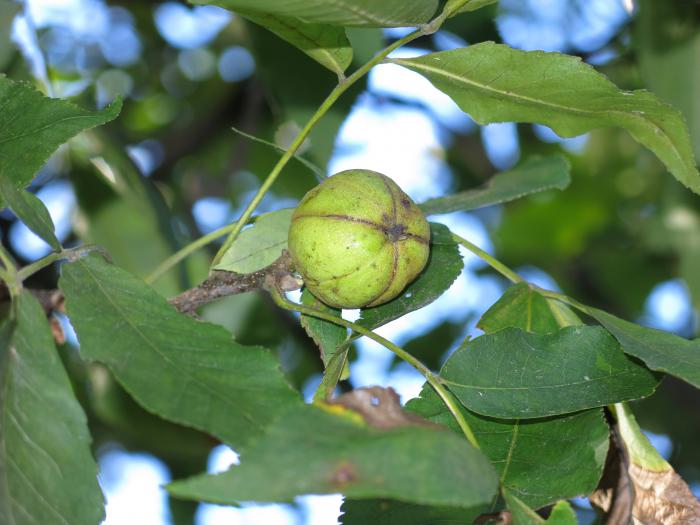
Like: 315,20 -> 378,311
168,251 -> 299,315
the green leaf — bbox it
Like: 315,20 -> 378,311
393,42 -> 700,194
193,0 -> 438,27
241,12 -> 352,75
212,209 -> 294,274
0,178 -> 60,250
588,307 -> 700,389
408,385 -> 609,509
446,0 -> 498,17
340,498 -> 487,525
300,287 -> 347,366
358,223 -> 463,330
478,282 -> 581,334
420,155 -> 571,216
59,254 -> 301,450
168,404 -> 498,507
504,491 -> 578,525
0,293 -> 104,525
441,326 -> 659,418
0,77 -> 121,206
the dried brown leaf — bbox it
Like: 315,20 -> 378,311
330,386 -> 441,430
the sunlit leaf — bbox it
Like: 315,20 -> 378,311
212,209 -> 294,274
394,42 -> 700,194
0,294 -> 104,525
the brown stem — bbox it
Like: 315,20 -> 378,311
168,251 -> 298,315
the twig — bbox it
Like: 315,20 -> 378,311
168,251 -> 299,315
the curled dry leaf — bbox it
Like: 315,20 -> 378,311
329,386 -> 441,430
591,404 -> 700,525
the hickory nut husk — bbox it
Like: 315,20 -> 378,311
288,169 -> 430,309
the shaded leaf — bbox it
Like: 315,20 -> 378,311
408,385 -> 609,509
59,254 -> 301,450
420,155 -> 571,216
0,77 -> 121,206
212,209 -> 294,274
0,293 -> 104,525
300,287 -> 346,366
504,491 -> 578,525
441,326 -> 659,418
340,498 -> 486,525
168,402 -> 498,507
194,0 -> 438,27
241,12 -> 352,75
588,307 -> 700,389
358,223 -> 463,331
313,347 -> 350,402
393,42 -> 700,194
0,178 -> 60,250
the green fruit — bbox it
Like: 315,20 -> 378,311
288,169 -> 430,309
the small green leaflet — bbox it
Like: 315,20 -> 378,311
441,326 -> 659,418
589,307 -> 700,389
478,282 -> 580,334
504,491 -> 578,525
213,208 -> 294,274
168,404 -> 498,508
0,293 -> 104,525
192,0 -> 438,27
0,178 -> 60,250
394,42 -> 700,194
446,0 -> 498,17
240,12 -> 352,76
59,254 -> 302,451
0,77 -> 121,207
408,385 -> 609,509
358,223 -> 463,331
420,155 -> 571,216
300,287 -> 347,366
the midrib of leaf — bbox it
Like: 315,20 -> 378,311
76,259 -> 260,429
601,317 -> 699,368
320,0 -> 386,25
0,338 -> 17,525
499,422 -> 519,483
7,455 -> 71,525
442,369 -> 632,391
393,59 -> 690,176
256,14 -> 346,73
0,114 -> 101,146
227,239 -> 286,266
1,345 -> 70,525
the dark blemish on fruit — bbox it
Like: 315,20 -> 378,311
401,198 -> 410,209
